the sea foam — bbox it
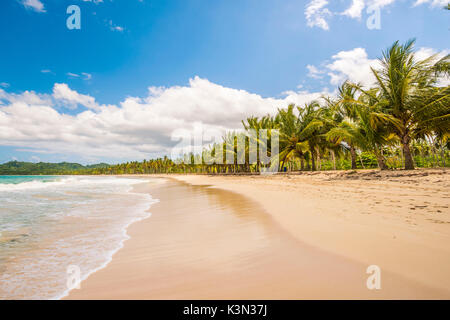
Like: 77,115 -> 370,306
0,175 -> 158,300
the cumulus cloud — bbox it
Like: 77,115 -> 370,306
306,0 -> 444,29
305,0 -> 331,30
326,48 -> 380,86
306,65 -> 326,79
52,83 -> 101,110
306,48 -> 380,87
0,77 -> 328,162
414,0 -> 448,7
342,0 -> 366,19
415,47 -> 450,86
306,45 -> 449,88
305,0 -> 397,30
0,88 -> 51,105
21,0 -> 45,13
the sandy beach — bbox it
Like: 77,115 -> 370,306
65,169 -> 450,299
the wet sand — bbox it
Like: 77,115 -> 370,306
67,171 -> 450,299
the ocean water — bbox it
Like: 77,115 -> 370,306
0,175 -> 158,299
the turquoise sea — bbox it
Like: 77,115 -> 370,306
0,176 -> 59,185
0,175 -> 157,299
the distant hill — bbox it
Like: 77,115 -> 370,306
0,161 -> 111,175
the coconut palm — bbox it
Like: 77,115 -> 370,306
324,82 -> 362,169
276,104 -> 309,171
359,39 -> 450,169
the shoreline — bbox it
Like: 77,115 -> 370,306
57,184 -> 158,300
66,169 -> 450,299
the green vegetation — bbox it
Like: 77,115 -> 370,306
1,40 -> 449,176
0,161 -> 110,175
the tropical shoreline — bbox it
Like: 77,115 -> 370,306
66,169 -> 450,299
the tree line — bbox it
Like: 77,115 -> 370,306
1,40 -> 449,176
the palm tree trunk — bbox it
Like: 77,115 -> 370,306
279,152 -> 288,172
420,149 -> 425,168
330,150 -> 336,170
401,134 -> 414,170
310,149 -> 316,171
375,151 -> 388,170
443,148 -> 446,168
350,145 -> 357,169
317,150 -> 321,171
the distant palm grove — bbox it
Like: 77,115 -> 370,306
2,40 -> 449,176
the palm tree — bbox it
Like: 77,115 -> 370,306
324,82 -> 362,169
242,115 -> 278,172
361,40 -> 449,169
330,87 -> 401,170
276,101 -> 332,171
277,104 -> 309,171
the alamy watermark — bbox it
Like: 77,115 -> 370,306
366,265 -> 381,290
66,265 -> 81,291
66,5 -> 81,30
366,5 -> 381,30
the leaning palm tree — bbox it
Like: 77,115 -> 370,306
360,40 -> 450,169
333,87 -> 402,170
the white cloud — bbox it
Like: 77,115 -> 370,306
326,48 -> 380,86
414,0 -> 448,7
30,155 -> 41,163
415,47 -> 450,86
0,88 -> 51,105
82,0 -> 104,3
82,73 -> 92,80
0,78 -> 327,161
52,83 -> 100,110
305,0 -> 331,30
0,83 -> 9,88
21,0 -> 45,13
342,0 -> 366,19
306,48 -> 380,87
307,0 -> 444,29
370,0 -> 396,8
66,72 -> 92,80
41,69 -> 52,74
306,45 -> 449,88
306,65 -> 325,79
108,20 -> 125,32
341,0 -> 397,20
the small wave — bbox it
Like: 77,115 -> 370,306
0,177 -> 73,191
55,195 -> 159,300
0,176 -> 147,192
0,175 -> 158,299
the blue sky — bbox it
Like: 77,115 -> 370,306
0,0 -> 449,164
